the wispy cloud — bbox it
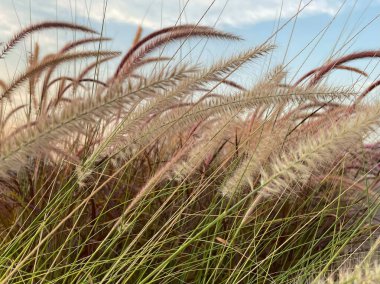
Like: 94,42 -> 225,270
2,0 -> 343,33
0,5 -> 23,37
106,0 -> 343,29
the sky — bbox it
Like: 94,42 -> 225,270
1,0 -> 380,90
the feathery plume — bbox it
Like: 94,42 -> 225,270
242,103 -> 380,224
0,51 -> 120,100
115,25 -> 241,77
0,21 -> 97,58
220,125 -> 289,198
0,65 -> 194,174
173,118 -> 233,179
104,44 -> 275,153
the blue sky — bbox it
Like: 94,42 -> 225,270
1,0 -> 380,90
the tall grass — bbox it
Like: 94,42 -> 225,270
0,21 -> 380,283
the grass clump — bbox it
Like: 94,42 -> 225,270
0,21 -> 380,283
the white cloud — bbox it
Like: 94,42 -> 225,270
0,6 -> 22,38
0,0 -> 344,43
37,0 -> 343,29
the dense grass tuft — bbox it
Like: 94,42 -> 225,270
0,21 -> 380,283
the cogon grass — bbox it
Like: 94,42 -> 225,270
0,21 -> 379,283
